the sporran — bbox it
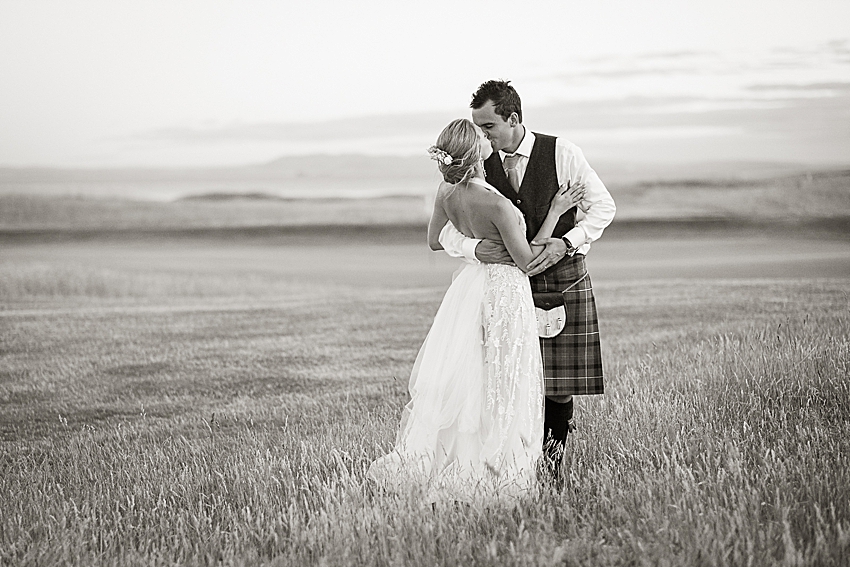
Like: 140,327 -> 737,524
531,272 -> 588,338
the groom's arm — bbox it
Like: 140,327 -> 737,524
527,141 -> 615,276
437,221 -> 481,261
555,140 -> 616,253
439,222 -> 514,265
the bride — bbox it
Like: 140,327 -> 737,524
368,119 -> 582,499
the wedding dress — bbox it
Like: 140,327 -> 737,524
368,180 -> 544,500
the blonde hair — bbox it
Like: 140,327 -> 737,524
430,119 -> 481,185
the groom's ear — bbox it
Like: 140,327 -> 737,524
508,112 -> 520,127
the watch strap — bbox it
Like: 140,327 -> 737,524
562,236 -> 577,256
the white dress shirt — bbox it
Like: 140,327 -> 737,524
440,128 -> 616,260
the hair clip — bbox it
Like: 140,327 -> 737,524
427,146 -> 454,166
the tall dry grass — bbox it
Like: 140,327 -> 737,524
0,262 -> 295,300
1,274 -> 848,565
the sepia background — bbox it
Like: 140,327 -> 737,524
1,1 -> 849,565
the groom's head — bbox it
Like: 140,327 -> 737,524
470,80 -> 524,154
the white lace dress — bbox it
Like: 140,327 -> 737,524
369,192 -> 544,500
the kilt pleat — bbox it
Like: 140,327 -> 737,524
531,254 -> 604,396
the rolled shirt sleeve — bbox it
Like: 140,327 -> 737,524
555,140 -> 616,254
439,221 -> 481,263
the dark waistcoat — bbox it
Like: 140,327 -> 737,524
483,132 -> 576,241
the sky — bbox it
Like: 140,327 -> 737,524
0,0 -> 848,168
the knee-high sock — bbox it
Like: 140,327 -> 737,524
544,397 -> 573,461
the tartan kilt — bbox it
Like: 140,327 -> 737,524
530,254 -> 604,396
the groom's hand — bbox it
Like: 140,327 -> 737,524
527,238 -> 568,276
475,239 -> 514,265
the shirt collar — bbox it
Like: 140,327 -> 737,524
500,128 -> 535,160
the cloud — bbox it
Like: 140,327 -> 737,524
826,39 -> 850,55
543,50 -> 720,82
111,40 -> 850,168
111,88 -> 850,168
746,82 -> 850,92
122,111 -> 457,146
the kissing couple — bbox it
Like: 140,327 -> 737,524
369,80 -> 616,500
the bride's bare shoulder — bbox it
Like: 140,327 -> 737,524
440,180 -> 507,212
473,186 -> 510,210
463,187 -> 515,227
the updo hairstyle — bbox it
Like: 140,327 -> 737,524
432,119 -> 482,185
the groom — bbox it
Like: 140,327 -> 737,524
439,80 -> 616,477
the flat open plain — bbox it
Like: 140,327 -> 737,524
1,181 -> 849,564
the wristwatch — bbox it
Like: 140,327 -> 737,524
562,237 -> 578,257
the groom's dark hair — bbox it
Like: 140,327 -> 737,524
470,80 -> 522,123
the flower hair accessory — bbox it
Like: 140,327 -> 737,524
427,146 -> 454,166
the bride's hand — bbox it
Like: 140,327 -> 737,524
549,181 -> 586,216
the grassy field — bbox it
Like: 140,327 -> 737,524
2,165 -> 849,566
1,217 -> 849,566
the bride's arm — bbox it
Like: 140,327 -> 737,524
530,181 -> 586,242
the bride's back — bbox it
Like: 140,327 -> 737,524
441,180 -> 508,242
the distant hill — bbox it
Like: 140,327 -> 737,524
0,155 -> 435,184
0,155 -> 846,202
1,170 -> 848,236
0,155 -> 439,200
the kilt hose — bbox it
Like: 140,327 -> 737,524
530,254 -> 605,397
